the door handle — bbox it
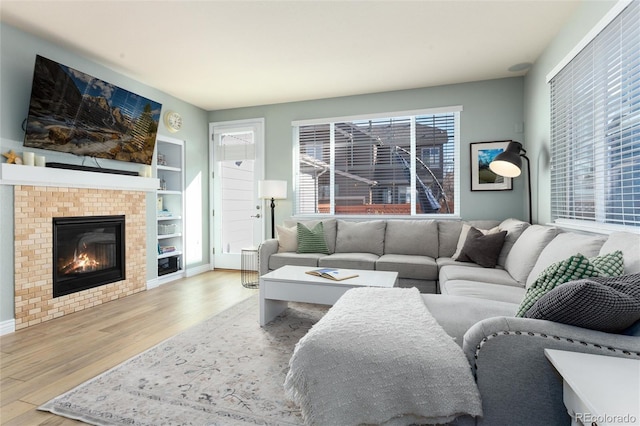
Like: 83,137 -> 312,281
251,214 -> 261,218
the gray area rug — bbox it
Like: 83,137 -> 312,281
39,295 -> 327,425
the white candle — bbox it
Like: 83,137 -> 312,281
23,152 -> 35,166
35,155 -> 46,167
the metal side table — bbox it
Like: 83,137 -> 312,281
241,247 -> 259,288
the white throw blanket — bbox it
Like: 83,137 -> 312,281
284,287 -> 482,426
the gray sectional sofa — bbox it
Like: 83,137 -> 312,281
258,218 -> 640,425
259,218 -> 509,294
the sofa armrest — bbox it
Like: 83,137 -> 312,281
258,239 -> 279,276
462,317 -> 640,426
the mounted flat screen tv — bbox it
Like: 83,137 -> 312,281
23,55 -> 162,165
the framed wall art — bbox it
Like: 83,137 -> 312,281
470,141 -> 513,191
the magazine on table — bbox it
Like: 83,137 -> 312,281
306,268 -> 359,281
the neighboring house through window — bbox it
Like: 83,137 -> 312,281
293,107 -> 460,216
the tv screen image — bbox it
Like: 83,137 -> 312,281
23,55 -> 162,165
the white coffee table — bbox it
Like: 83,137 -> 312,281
259,265 -> 398,326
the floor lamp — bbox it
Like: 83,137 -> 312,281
489,141 -> 532,224
258,180 -> 287,239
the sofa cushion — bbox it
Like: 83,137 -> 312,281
384,220 -> 438,257
269,252 -> 326,270
437,257 -> 486,268
599,232 -> 640,274
496,218 -> 530,267
450,219 -> 528,266
297,222 -> 330,254
504,225 -> 560,285
516,254 -> 600,317
438,221 -> 465,258
455,227 -> 507,268
289,219 -> 337,253
276,224 -> 298,252
335,220 -> 386,256
318,252 -> 379,270
468,219 -> 502,230
524,273 -> 640,333
422,294 -> 519,345
376,254 -> 438,280
525,232 -> 607,288
439,264 -> 520,287
397,278 -> 436,294
440,280 -> 526,304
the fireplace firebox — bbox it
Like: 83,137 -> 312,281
53,215 -> 125,298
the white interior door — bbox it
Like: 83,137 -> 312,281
210,119 -> 264,270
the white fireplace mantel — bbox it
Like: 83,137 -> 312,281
0,163 -> 159,192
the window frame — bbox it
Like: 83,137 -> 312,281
547,0 -> 640,233
292,106 -> 461,219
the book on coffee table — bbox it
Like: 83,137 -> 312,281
306,268 -> 359,281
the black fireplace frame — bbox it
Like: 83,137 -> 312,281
52,215 -> 126,298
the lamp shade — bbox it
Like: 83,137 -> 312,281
258,180 -> 287,199
489,141 -> 524,178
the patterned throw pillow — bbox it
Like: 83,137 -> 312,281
524,273 -> 640,333
516,254 -> 600,317
589,250 -> 624,277
297,222 -> 330,254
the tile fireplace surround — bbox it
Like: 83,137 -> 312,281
2,164 -> 158,330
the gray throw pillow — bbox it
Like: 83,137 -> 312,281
335,220 -> 386,256
384,220 -> 438,257
456,227 -> 507,268
525,273 -> 640,333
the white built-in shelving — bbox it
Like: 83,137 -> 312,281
155,135 -> 186,284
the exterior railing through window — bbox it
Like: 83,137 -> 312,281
293,107 -> 461,217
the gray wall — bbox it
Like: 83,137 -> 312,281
211,77 -> 526,234
524,0 -> 618,224
0,23 -> 211,323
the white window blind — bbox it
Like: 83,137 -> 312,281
215,132 -> 255,161
550,0 -> 640,229
294,109 -> 459,216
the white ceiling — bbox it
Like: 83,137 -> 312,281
0,1 -> 581,111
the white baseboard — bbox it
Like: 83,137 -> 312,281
0,319 -> 16,336
146,278 -> 160,290
186,264 -> 211,277
147,264 -> 211,291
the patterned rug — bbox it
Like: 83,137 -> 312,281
39,296 -> 327,425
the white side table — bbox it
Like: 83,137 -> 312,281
544,349 -> 640,426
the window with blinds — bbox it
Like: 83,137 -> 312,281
294,109 -> 460,216
549,0 -> 639,229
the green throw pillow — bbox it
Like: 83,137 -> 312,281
297,222 -> 330,254
589,250 -> 624,277
516,254 -> 600,317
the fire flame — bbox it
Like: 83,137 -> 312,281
60,247 -> 100,274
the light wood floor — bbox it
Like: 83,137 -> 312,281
0,270 -> 257,425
